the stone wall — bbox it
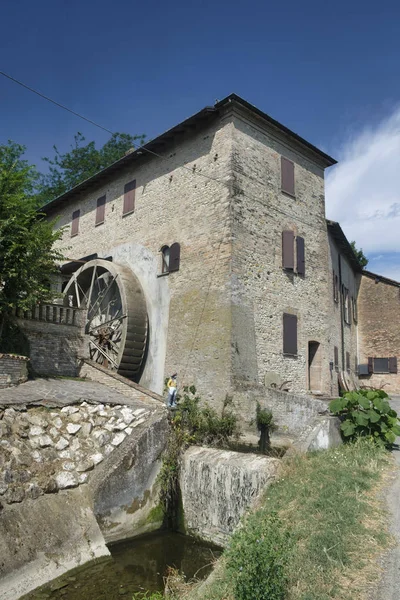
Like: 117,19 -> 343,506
0,354 -> 28,388
16,305 -> 87,377
180,446 -> 280,546
358,273 -> 400,393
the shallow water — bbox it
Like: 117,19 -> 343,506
23,531 -> 221,600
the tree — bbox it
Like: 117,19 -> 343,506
36,131 -> 146,205
0,141 -> 63,341
350,241 -> 368,268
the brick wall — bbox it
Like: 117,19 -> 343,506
0,355 -> 28,388
358,273 -> 400,394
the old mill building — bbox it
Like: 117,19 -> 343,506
42,94 -> 400,408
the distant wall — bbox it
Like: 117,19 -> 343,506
16,304 -> 87,377
0,354 -> 28,388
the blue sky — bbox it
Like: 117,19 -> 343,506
1,0 -> 400,279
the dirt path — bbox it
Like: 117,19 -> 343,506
372,395 -> 400,600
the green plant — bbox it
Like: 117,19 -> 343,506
226,511 -> 292,600
254,403 -> 276,454
132,592 -> 164,600
329,389 -> 400,446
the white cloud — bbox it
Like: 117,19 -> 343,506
325,107 -> 400,264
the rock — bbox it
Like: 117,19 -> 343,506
4,408 -> 17,419
31,450 -> 42,462
52,416 -> 63,429
59,449 -> 72,459
69,413 -> 82,423
92,430 -> 111,446
27,414 -> 47,427
29,437 -> 40,449
18,470 -> 31,483
0,482 -> 8,494
132,418 -> 146,428
125,427 -> 133,435
5,485 -> 25,503
99,410 -> 110,417
121,408 -> 135,425
26,483 -> 43,500
62,461 -> 76,471
4,469 -> 14,484
111,432 -> 126,446
16,453 -> 31,467
0,422 -> 11,437
55,437 -> 69,451
49,427 -> 60,438
80,422 -> 92,436
39,435 -> 53,448
104,422 -> 114,432
76,459 -> 94,472
42,447 -> 58,461
67,423 -> 81,435
78,473 -> 89,484
114,420 -> 128,431
69,407 -> 80,414
69,438 -> 81,453
133,408 -> 147,417
29,426 -> 45,437
80,401 -> 89,408
56,472 -> 78,489
90,453 -> 104,465
61,406 -> 72,414
43,478 -> 58,494
104,444 -> 114,456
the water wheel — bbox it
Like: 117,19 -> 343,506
63,259 -> 148,381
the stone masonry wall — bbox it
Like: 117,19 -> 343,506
0,355 -> 28,388
358,274 -> 400,394
47,114 -> 234,406
229,107 -> 333,396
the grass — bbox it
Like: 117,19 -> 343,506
182,438 -> 394,600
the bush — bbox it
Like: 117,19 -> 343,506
329,389 -> 400,446
254,403 -> 276,453
225,511 -> 292,600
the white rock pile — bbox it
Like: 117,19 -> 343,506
0,402 -> 151,505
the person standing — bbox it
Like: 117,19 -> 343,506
166,373 -> 178,408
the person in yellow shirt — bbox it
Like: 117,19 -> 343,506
167,373 -> 177,408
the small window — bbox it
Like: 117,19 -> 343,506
283,313 -> 297,356
123,180 -> 136,215
161,245 -> 170,273
282,231 -> 294,270
71,210 -> 80,237
334,346 -> 339,371
95,195 -> 106,226
333,272 -> 339,303
373,358 -> 389,373
342,286 -> 350,324
296,236 -> 305,276
281,157 -> 295,197
352,296 -> 358,323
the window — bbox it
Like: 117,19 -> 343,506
333,272 -> 339,303
342,285 -> 351,324
160,243 -> 181,274
282,231 -> 305,274
283,313 -> 297,355
95,195 -> 106,226
71,210 -> 80,237
123,180 -> 136,215
352,296 -> 358,323
161,245 -> 170,273
281,156 -> 295,197
334,346 -> 339,371
367,357 -> 398,374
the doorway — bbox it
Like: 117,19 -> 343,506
308,341 -> 322,394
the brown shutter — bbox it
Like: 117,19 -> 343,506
334,346 -> 339,369
296,236 -> 305,276
282,231 -> 294,270
71,209 -> 80,237
283,313 -> 297,355
123,180 -> 136,215
389,357 -> 398,374
346,351 -> 350,372
368,357 -> 373,374
281,156 -> 295,196
95,195 -> 106,225
169,243 -> 181,272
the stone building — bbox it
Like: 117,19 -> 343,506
41,94 -> 399,404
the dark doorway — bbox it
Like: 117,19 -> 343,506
308,341 -> 322,393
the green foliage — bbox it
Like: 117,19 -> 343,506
329,389 -> 400,446
0,141 -> 63,343
132,592 -> 164,600
36,131 -> 146,204
253,403 -> 276,454
226,511 -> 292,600
350,241 -> 368,268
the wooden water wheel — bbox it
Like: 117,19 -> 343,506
63,259 -> 148,381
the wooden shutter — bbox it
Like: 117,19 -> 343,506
296,236 -> 305,276
346,351 -> 350,372
334,346 -> 339,370
169,243 -> 181,272
123,180 -> 136,215
71,210 -> 80,237
389,357 -> 398,374
368,357 -> 373,374
281,157 -> 295,196
283,313 -> 297,355
95,195 -> 106,225
282,231 -> 294,270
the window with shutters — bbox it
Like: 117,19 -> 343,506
333,272 -> 339,302
95,195 -> 106,226
281,156 -> 295,197
282,232 -> 305,275
161,245 -> 170,274
368,357 -> 398,374
334,346 -> 339,371
296,236 -> 305,276
71,210 -> 80,237
159,242 -> 181,275
283,313 -> 297,356
123,180 -> 136,216
342,285 -> 350,324
352,296 -> 358,322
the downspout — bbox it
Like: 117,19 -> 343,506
338,254 -> 345,371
